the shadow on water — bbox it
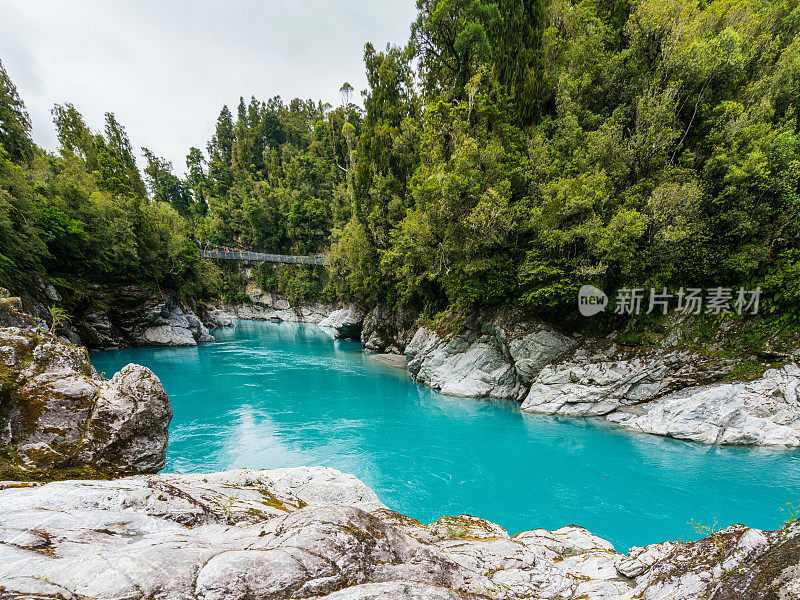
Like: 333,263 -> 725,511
91,319 -> 800,551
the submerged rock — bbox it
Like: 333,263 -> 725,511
0,327 -> 172,476
0,466 -> 795,600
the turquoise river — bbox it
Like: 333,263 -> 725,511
90,319 -> 800,551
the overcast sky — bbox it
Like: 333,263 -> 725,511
0,0 -> 417,174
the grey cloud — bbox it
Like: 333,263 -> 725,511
0,0 -> 417,174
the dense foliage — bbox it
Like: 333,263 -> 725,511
1,0 -> 799,319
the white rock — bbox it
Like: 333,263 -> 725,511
521,359 -> 668,416
607,365 -> 800,446
0,468 -> 795,600
143,323 -> 197,346
318,582 -> 462,599
319,304 -> 365,338
405,327 -> 525,399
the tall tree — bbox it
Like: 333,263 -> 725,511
143,148 -> 193,216
0,59 -> 33,162
207,105 -> 235,196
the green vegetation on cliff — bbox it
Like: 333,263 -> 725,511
1,0 -> 799,323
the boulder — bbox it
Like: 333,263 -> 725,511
197,303 -> 236,328
0,466 -> 796,600
320,304 -> 366,339
0,327 -> 172,476
140,305 -> 214,346
492,313 -> 577,384
521,357 -> 673,416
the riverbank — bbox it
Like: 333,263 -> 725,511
89,319 -> 800,551
0,466 -> 796,600
309,303 -> 800,448
3,302 -> 800,598
7,270 -> 800,451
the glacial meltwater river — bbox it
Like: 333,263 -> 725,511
90,319 -> 800,551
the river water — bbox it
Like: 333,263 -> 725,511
90,319 -> 800,550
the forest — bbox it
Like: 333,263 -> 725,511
1,0 -> 799,324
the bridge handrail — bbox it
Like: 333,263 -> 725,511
200,248 -> 329,266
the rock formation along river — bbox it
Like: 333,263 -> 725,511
90,319 -> 800,551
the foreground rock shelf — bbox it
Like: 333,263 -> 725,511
0,466 -> 797,600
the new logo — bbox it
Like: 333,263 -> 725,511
578,285 -> 608,316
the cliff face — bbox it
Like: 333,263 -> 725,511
0,466 -> 796,600
3,277 -> 215,350
0,319 -> 172,479
219,281 -> 340,324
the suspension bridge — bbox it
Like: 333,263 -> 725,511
200,246 -> 329,266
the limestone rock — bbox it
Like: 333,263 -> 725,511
0,327 -> 171,476
319,582 -> 462,599
140,305 -> 215,346
320,304 -> 366,339
197,303 -> 236,328
222,284 -> 339,324
491,312 -> 577,384
626,523 -> 800,600
404,313 -> 575,400
521,343 -> 800,446
406,325 -> 525,399
361,304 -> 418,353
0,466 -> 797,600
521,357 -> 672,416
607,364 -> 800,446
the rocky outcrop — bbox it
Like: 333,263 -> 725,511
223,282 -> 339,323
519,337 -> 800,446
55,285 -> 214,349
606,364 -> 800,446
0,466 -> 796,600
405,313 -> 576,400
197,302 -> 235,328
320,304 -> 367,339
361,304 -> 418,354
138,304 -> 214,346
0,327 -> 172,477
619,522 -> 800,600
406,326 -> 525,398
520,344 -> 737,417
0,288 -> 39,329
